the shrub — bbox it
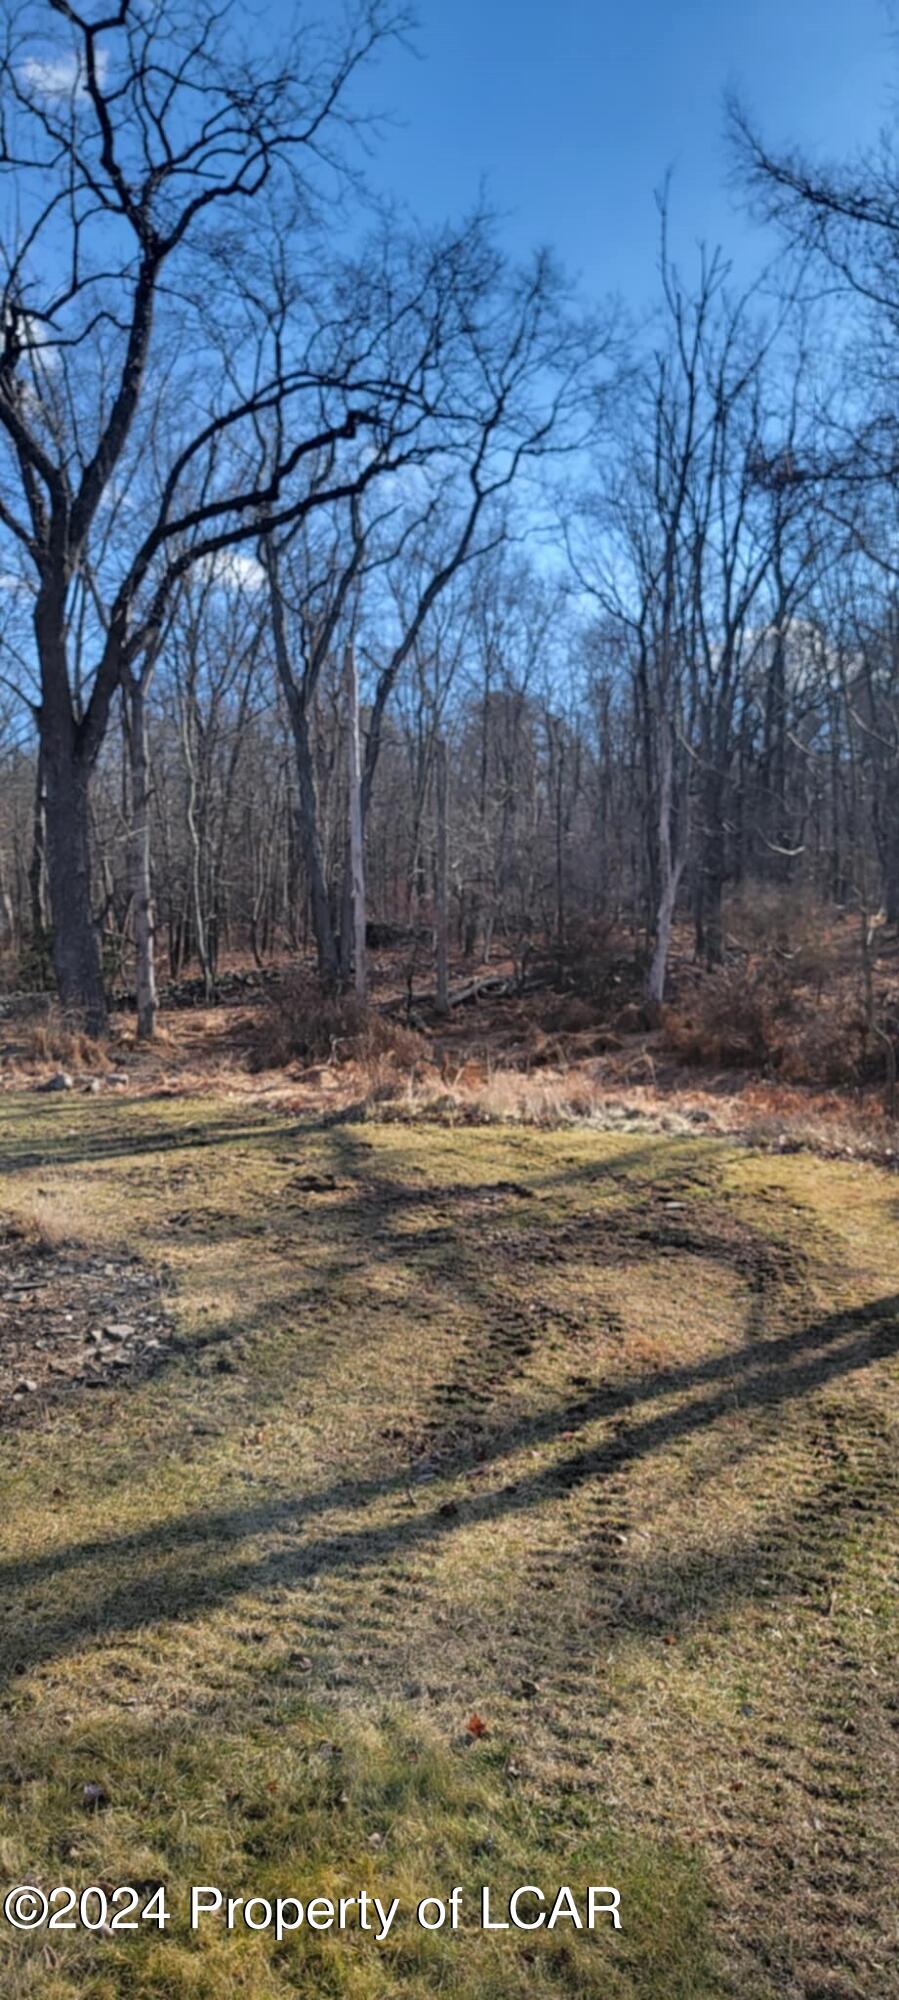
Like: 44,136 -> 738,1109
724,884 -> 833,991
663,958 -> 884,1088
538,992 -> 597,1034
542,918 -> 639,1009
661,964 -> 787,1071
14,930 -> 56,992
251,973 -> 429,1073
778,1002 -> 875,1087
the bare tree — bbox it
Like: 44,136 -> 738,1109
344,640 -> 367,1002
259,241 -> 601,994
0,0 -> 447,1029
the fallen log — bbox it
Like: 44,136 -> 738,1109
381,970 -> 525,1018
444,972 -> 514,1007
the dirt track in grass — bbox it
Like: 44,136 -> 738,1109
0,1094 -> 897,2000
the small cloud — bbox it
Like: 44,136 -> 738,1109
23,316 -> 58,370
378,463 -> 433,505
201,549 -> 266,593
1,309 -> 59,388
19,46 -> 109,99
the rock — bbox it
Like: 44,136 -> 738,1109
106,1072 -> 128,1086
86,1078 -> 102,1094
14,1378 -> 38,1395
104,1323 -> 135,1340
42,1072 -> 73,1093
81,1781 -> 109,1811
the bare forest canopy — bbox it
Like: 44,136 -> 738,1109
2,0 -> 899,1046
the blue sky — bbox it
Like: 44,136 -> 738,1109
322,0 -> 896,305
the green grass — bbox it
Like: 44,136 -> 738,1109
0,1094 -> 897,1998
0,1698 -> 710,2000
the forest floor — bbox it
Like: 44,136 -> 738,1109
0,1092 -> 897,1999
5,911 -> 899,1170
5,961 -> 899,1173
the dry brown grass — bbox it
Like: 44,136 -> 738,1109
3,915 -> 899,1171
353,1054 -> 703,1139
8,1188 -> 94,1250
19,1008 -> 107,1072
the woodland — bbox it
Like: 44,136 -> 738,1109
1,12 -> 899,2000
1,0 -> 899,1091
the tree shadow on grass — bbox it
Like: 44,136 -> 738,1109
1,1286 -> 896,1691
0,1104 -> 298,1174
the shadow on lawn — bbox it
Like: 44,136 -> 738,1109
0,1116 -> 802,1457
0,1103 -> 295,1173
3,1115 -> 893,2000
0,1276 -> 896,1689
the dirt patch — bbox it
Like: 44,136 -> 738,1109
0,1219 -> 176,1425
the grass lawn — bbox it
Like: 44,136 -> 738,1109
0,1094 -> 896,1998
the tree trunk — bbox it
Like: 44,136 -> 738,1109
292,705 -> 340,991
885,782 -> 899,929
43,734 -> 107,1034
29,748 -> 48,944
0,852 -> 14,950
345,642 -> 367,1005
647,868 -> 680,1012
35,590 -> 108,1033
182,714 -> 214,1002
338,847 -> 354,984
126,679 -> 158,1039
553,732 -> 566,973
263,538 -> 339,990
645,718 -> 685,1014
435,734 -> 449,1014
695,766 -> 726,968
